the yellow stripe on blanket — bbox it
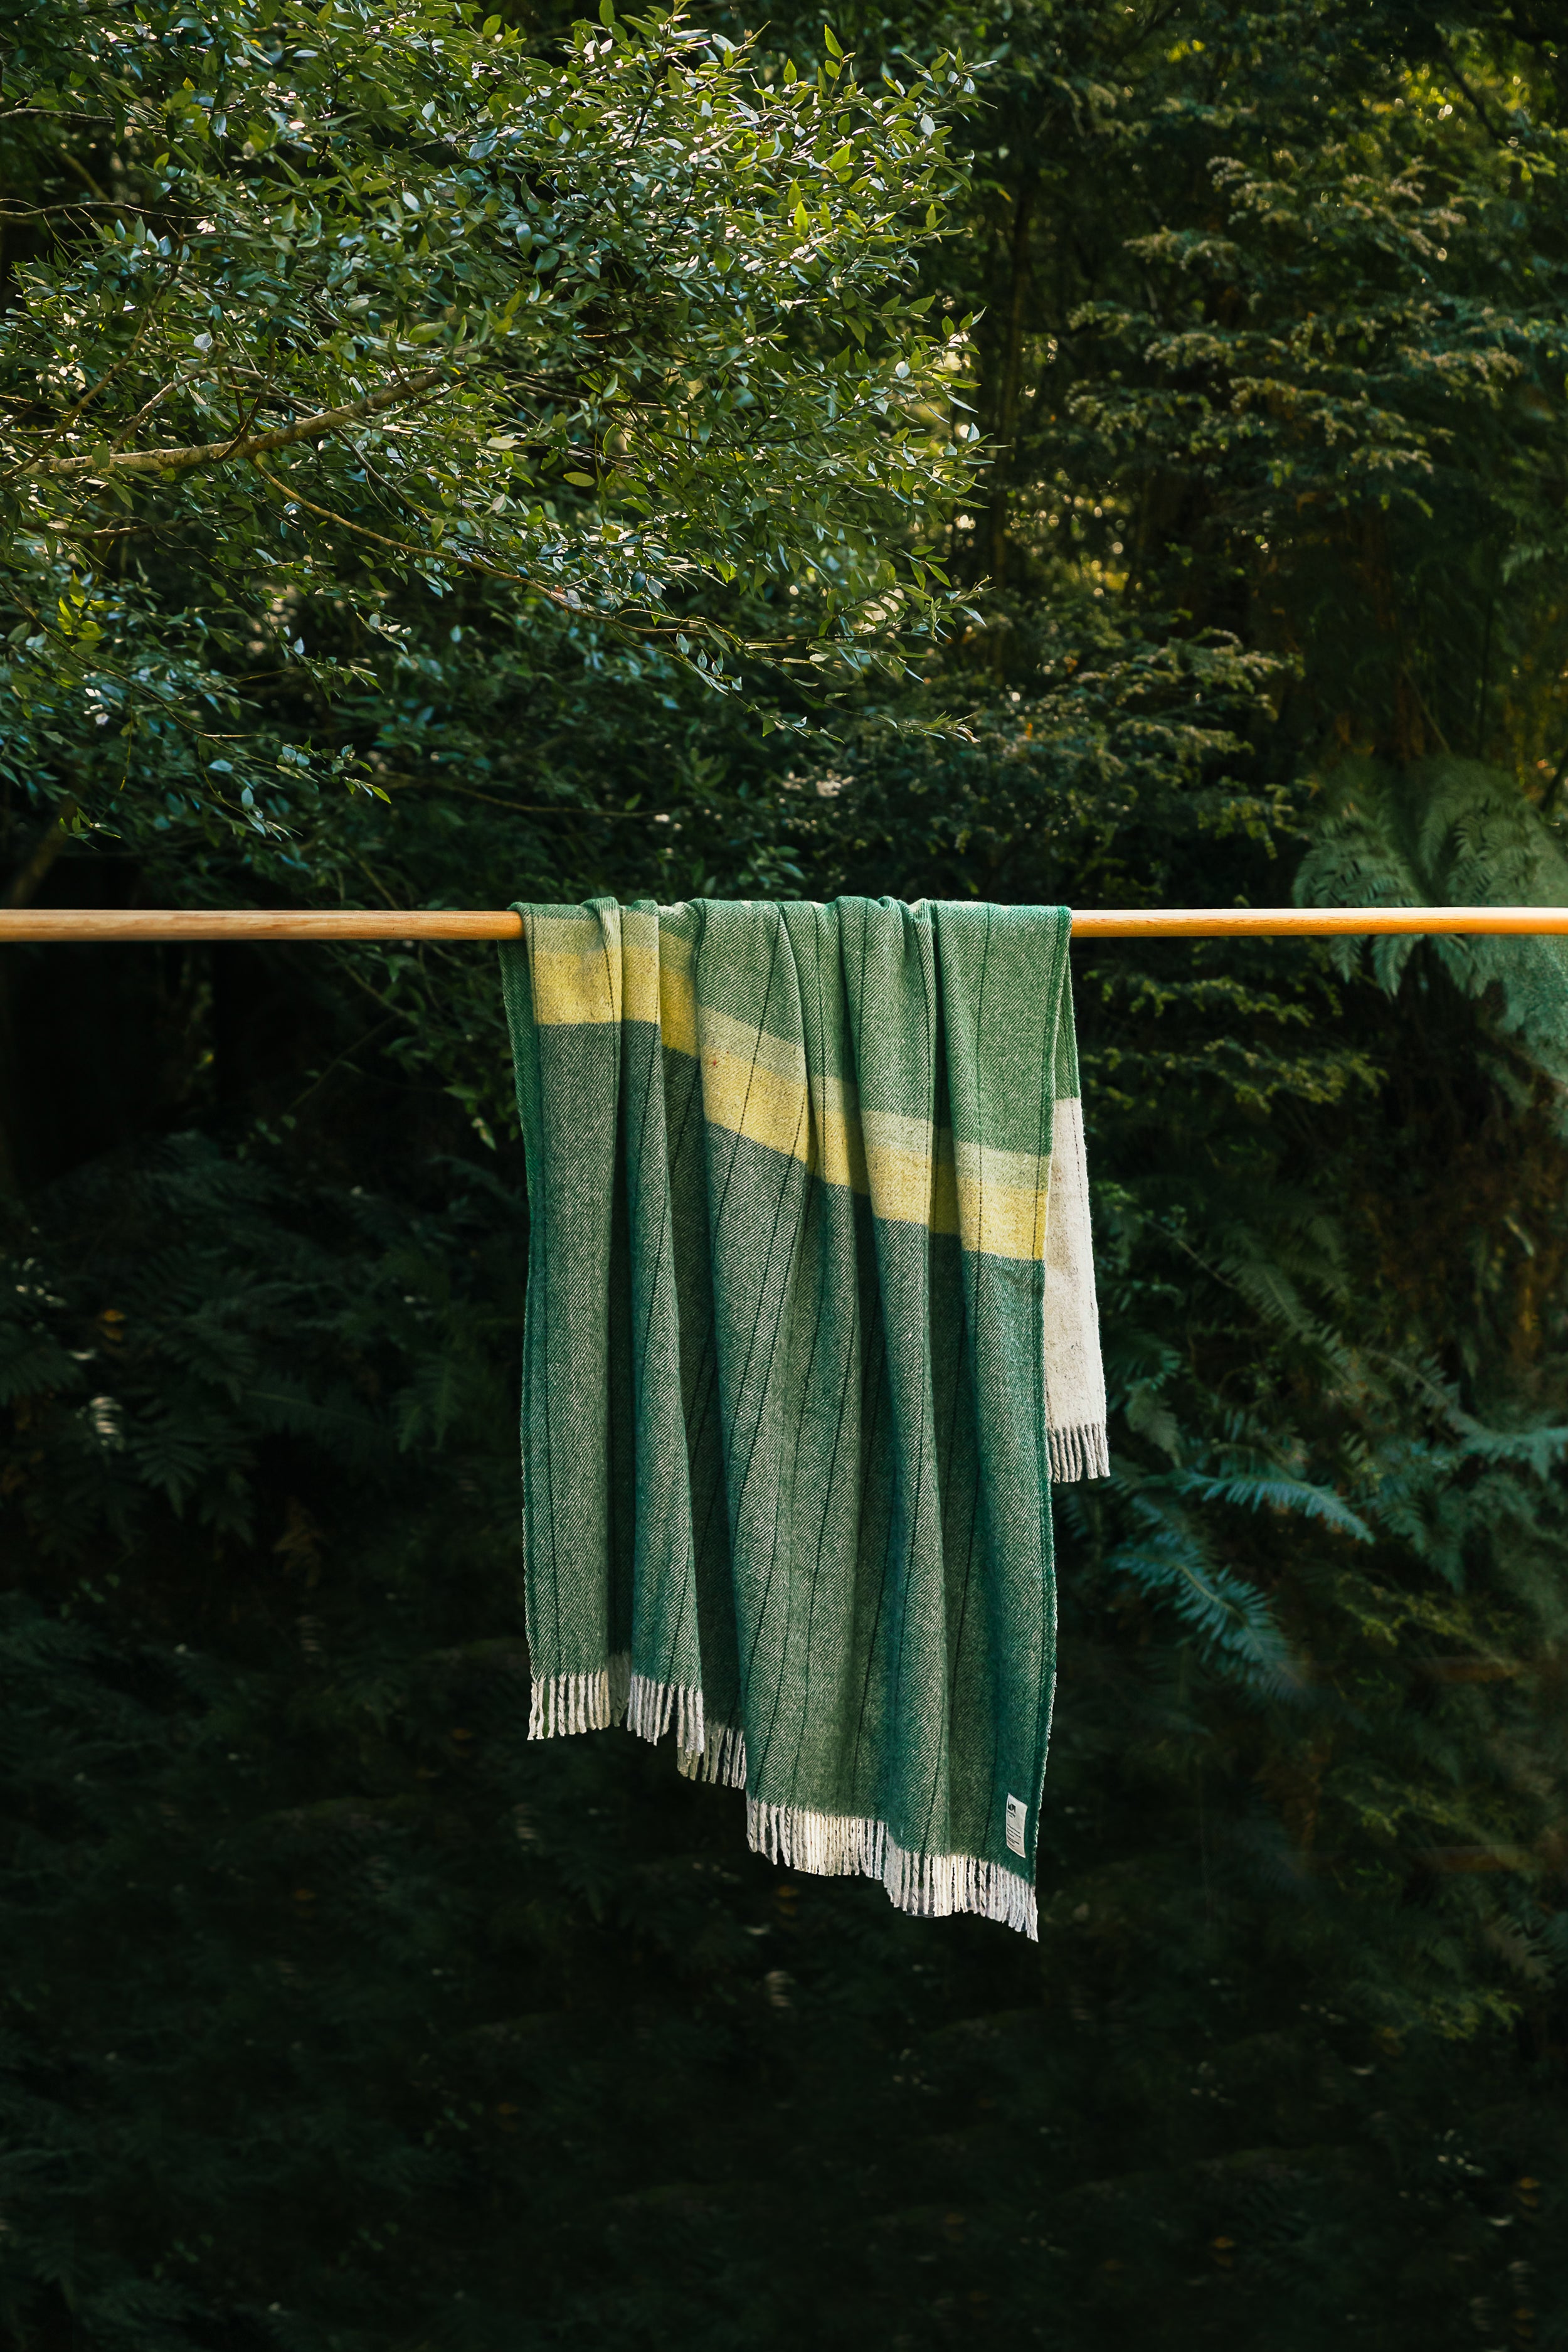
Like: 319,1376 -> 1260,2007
526,910 -> 622,1028
527,913 -> 690,1043
699,1041 -> 810,1166
696,1034 -> 1047,1256
699,1009 -> 867,1192
955,1138 -> 1051,1262
862,1110 -> 959,1237
621,906 -> 662,1030
527,927 -> 1052,1262
657,932 -> 697,1056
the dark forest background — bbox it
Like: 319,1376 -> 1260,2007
3,1 -> 1567,2345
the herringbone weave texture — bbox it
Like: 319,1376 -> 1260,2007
499,898 -> 1105,1935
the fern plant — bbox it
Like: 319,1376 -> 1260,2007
1297,757 -> 1568,1112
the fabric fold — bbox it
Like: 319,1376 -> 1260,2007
500,898 -> 1106,1936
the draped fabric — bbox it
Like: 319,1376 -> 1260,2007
499,898 -> 1106,1935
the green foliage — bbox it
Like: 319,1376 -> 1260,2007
2,1136 -> 1565,2351
2,0 -> 1568,2345
1298,755 -> 1568,1109
0,0 -> 975,844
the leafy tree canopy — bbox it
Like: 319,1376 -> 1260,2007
0,0 -> 973,848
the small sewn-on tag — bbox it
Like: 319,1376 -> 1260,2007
1005,1794 -> 1028,1857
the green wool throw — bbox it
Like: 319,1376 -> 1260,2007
499,898 -> 1106,1936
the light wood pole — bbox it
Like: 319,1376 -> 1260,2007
3,906 -> 1568,942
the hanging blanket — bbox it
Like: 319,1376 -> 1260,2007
499,898 -> 1106,1937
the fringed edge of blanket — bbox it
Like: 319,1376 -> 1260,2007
675,1720 -> 749,1787
626,1671 -> 706,1757
1048,1418 -> 1110,1484
746,1798 -> 1038,1940
527,1654 -> 632,1738
528,1655 -> 707,1760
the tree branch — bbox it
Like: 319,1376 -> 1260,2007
253,464 -> 578,615
0,199 -> 144,220
373,771 -> 672,817
27,368 -> 448,479
55,275 -> 175,434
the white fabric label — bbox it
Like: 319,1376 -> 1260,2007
1005,1794 -> 1028,1857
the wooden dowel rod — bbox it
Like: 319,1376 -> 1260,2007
2,906 -> 1568,943
0,910 -> 523,942
1072,906 -> 1568,937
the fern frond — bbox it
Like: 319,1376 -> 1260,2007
1298,755 -> 1568,1113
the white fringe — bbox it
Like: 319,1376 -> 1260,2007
527,1652 -> 631,1739
625,1671 -> 706,1759
1048,1418 -> 1110,1484
675,1720 -> 749,1787
526,1683 -> 1036,1934
529,1656 -> 717,1760
746,1798 -> 1038,1939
